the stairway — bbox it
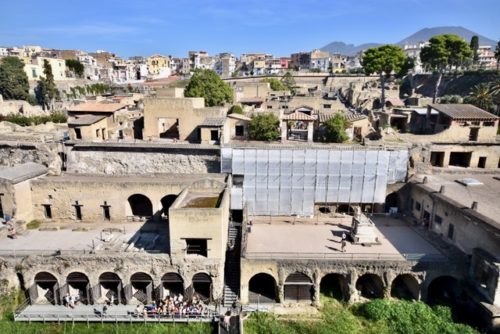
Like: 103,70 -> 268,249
223,221 -> 241,308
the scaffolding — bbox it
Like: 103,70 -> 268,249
221,147 -> 408,216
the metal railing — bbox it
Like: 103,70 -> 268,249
0,248 -> 167,258
244,252 -> 446,262
14,306 -> 219,323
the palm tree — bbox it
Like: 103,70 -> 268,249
490,80 -> 500,115
466,83 -> 493,111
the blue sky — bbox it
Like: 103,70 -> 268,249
0,0 -> 498,58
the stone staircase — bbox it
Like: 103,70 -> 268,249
223,221 -> 241,308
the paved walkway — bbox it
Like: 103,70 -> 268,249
15,304 -> 217,323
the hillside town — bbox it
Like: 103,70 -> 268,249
0,18 -> 500,334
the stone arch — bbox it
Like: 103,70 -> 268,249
98,272 -> 124,305
320,273 -> 349,301
355,273 -> 384,299
248,273 -> 278,304
160,195 -> 178,216
66,272 -> 91,305
284,272 -> 314,303
128,194 -> 153,217
160,272 -> 184,298
426,276 -> 463,306
385,192 -> 399,212
33,272 -> 59,305
130,272 -> 154,304
390,274 -> 419,300
192,272 -> 212,302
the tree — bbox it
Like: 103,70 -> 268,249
228,105 -> 243,114
261,78 -> 287,91
65,59 -> 84,77
0,56 -> 30,100
184,69 -> 233,106
470,35 -> 479,66
320,114 -> 350,143
495,41 -> 500,72
465,83 -> 494,111
35,60 -> 58,110
361,45 -> 409,108
248,113 -> 280,141
490,80 -> 500,115
281,72 -> 296,93
420,34 -> 472,102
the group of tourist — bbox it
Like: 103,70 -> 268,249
63,293 -> 81,308
136,293 -> 210,318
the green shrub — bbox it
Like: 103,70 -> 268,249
0,112 -> 67,126
26,220 -> 41,230
248,113 -> 280,141
229,105 -> 243,114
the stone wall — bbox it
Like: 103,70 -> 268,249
0,253 -> 225,303
0,142 -> 62,175
240,257 -> 464,305
66,144 -> 220,175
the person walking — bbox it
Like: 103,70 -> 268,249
341,238 -> 346,253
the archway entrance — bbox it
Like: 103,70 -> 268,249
320,273 -> 349,301
66,272 -> 91,305
356,273 -> 384,299
391,274 -> 419,300
248,273 -> 278,304
130,272 -> 153,304
427,276 -> 462,306
284,272 -> 313,303
160,273 -> 183,299
385,193 -> 399,212
128,194 -> 153,217
160,195 -> 178,217
98,272 -> 124,305
32,272 -> 59,305
192,273 -> 212,303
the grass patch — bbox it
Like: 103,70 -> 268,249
25,220 -> 41,230
244,296 -> 479,334
183,197 -> 219,208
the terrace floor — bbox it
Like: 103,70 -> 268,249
0,221 -> 170,255
244,215 -> 444,261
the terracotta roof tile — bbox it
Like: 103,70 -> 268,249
69,102 -> 126,113
429,104 -> 498,120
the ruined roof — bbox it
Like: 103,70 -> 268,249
385,98 -> 405,107
429,104 -> 498,120
238,97 -> 264,104
199,117 -> 226,127
0,163 -> 47,184
319,112 -> 367,123
227,113 -> 251,121
68,115 -> 107,126
412,174 -> 500,230
282,111 -> 317,121
68,102 -> 126,113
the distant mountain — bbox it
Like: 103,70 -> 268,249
320,42 -> 381,56
320,26 -> 498,56
397,26 -> 497,47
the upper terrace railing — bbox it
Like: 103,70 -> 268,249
244,252 -> 446,262
0,249 -> 165,258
